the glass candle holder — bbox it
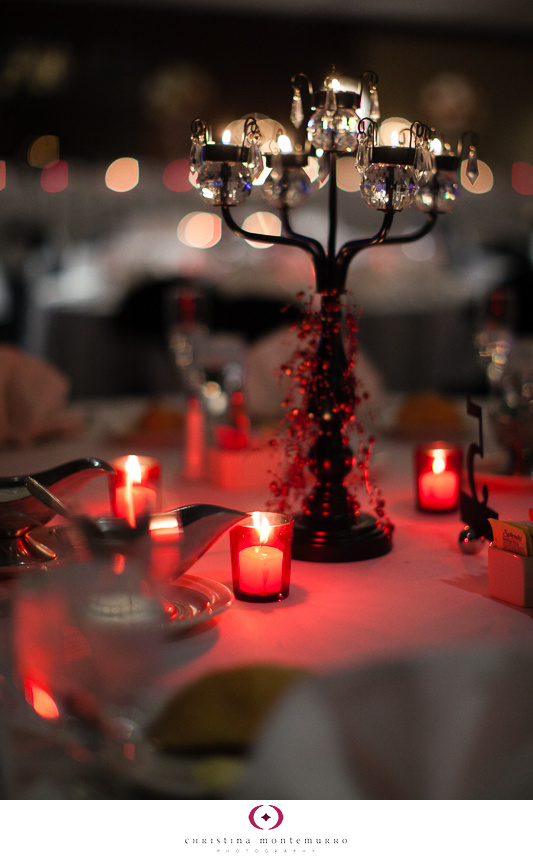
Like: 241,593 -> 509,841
229,512 -> 293,602
110,455 -> 161,526
414,442 -> 463,512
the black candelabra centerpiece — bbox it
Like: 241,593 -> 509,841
189,69 -> 480,562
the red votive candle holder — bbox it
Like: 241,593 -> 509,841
110,455 -> 161,526
414,442 -> 463,512
230,512 -> 293,602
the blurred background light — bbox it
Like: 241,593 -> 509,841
511,162 -> 533,196
28,135 -> 60,168
242,211 -> 282,248
461,160 -> 493,194
177,211 -> 222,248
162,158 -> 191,192
337,156 -> 361,192
40,159 -> 68,192
105,157 -> 139,192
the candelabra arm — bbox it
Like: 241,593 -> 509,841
382,211 -> 438,245
221,205 -> 325,290
280,206 -> 327,291
335,209 -> 395,290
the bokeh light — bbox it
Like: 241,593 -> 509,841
28,135 -> 60,168
40,160 -> 68,192
461,160 -> 493,194
105,157 -> 139,192
242,211 -> 282,248
303,156 -> 320,184
337,157 -> 361,192
163,159 -> 191,192
177,211 -> 222,248
511,162 -> 533,195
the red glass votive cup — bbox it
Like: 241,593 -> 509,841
229,512 -> 293,602
414,442 -> 463,512
110,455 -> 161,523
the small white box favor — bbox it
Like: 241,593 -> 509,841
488,544 -> 533,608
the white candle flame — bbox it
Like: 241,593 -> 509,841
277,135 -> 292,154
125,455 -> 142,483
124,454 -> 141,527
252,511 -> 271,544
432,452 -> 446,474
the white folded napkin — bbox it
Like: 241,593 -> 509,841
0,345 -> 77,446
231,645 -> 533,799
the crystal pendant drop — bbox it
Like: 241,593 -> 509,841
248,140 -> 263,180
466,146 -> 479,184
291,89 -> 304,129
317,153 -> 330,187
355,136 -> 371,174
189,119 -> 207,182
324,73 -> 337,115
413,143 -> 424,176
369,85 -> 380,122
189,141 -> 204,182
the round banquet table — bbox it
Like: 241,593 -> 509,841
0,397 -> 531,695
1,397 -> 532,801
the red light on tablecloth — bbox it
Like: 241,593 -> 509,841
110,455 -> 160,526
230,512 -> 293,602
415,443 -> 462,512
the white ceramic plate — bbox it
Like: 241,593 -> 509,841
163,573 -> 233,635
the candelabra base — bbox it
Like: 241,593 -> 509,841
291,511 -> 392,563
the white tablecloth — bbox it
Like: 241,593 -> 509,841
1,397 -> 532,798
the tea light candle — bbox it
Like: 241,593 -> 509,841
238,543 -> 283,595
415,443 -> 462,512
230,511 -> 293,602
110,455 -> 161,526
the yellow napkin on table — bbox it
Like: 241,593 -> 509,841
0,345 -> 79,447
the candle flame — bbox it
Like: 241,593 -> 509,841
124,455 -> 142,527
252,511 -> 271,544
125,455 -> 142,483
391,130 -> 400,147
432,453 -> 446,474
24,678 -> 60,720
277,134 -> 292,154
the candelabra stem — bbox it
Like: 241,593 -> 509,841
327,153 -> 338,266
221,190 -> 436,562
291,255 -> 393,562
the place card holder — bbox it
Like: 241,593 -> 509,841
488,545 -> 533,608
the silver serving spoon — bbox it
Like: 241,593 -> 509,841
24,476 -> 78,521
24,476 -> 105,540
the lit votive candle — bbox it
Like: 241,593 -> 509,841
230,512 -> 293,602
110,455 -> 161,526
415,443 -> 463,512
